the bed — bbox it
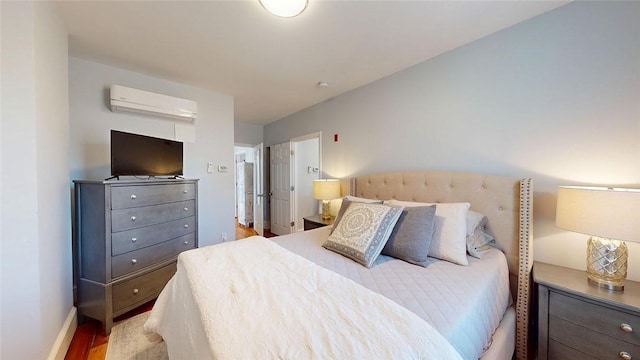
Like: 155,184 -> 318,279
145,171 -> 534,359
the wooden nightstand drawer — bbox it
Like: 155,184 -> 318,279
549,315 -> 640,359
549,339 -> 598,360
550,291 -> 640,345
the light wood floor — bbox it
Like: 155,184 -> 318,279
65,220 -> 274,360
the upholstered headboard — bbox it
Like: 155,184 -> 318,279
349,171 -> 533,360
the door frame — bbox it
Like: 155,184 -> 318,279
252,142 -> 264,236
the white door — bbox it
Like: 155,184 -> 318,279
253,143 -> 264,236
270,142 -> 293,235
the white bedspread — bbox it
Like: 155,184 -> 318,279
145,236 -> 463,359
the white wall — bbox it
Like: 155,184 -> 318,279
265,2 -> 640,279
294,137 -> 320,231
1,2 -> 71,359
69,58 -> 235,247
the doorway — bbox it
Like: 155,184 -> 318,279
293,136 -> 320,232
268,133 -> 321,235
234,144 -> 264,236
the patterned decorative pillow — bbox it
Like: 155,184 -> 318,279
324,202 -> 404,268
330,196 -> 383,235
381,205 -> 437,265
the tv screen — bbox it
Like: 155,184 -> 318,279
111,130 -> 183,177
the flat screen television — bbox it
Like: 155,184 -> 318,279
111,130 -> 183,177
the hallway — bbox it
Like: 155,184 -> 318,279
235,218 -> 275,239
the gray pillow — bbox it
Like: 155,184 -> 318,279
381,205 -> 437,265
324,202 -> 404,268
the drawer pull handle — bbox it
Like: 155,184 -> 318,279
184,241 -> 189,245
131,237 -> 137,243
131,216 -> 137,221
622,323 -> 634,333
620,351 -> 632,360
133,288 -> 139,295
183,190 -> 188,194
131,259 -> 137,265
184,224 -> 189,228
184,207 -> 189,211
130,194 -> 137,199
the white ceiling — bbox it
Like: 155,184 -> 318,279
54,0 -> 568,125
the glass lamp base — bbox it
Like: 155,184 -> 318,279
586,236 -> 627,291
321,200 -> 332,220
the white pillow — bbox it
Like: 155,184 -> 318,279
465,210 -> 496,259
466,210 -> 487,236
385,199 -> 470,266
467,230 -> 496,259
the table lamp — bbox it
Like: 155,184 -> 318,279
556,186 -> 640,290
313,179 -> 341,220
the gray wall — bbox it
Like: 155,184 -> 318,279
1,2 -> 72,358
235,120 -> 263,146
69,58 -> 236,247
265,2 -> 640,279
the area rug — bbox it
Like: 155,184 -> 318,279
105,312 -> 168,360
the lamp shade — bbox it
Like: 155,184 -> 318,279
313,179 -> 340,200
556,186 -> 640,242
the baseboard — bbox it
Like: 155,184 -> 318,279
47,306 -> 77,360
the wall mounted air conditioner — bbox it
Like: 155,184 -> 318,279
110,85 -> 197,122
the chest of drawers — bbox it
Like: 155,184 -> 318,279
535,262 -> 640,360
73,179 -> 198,334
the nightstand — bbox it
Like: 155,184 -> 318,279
535,261 -> 640,360
303,214 -> 335,231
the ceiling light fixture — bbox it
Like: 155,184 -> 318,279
259,0 -> 308,18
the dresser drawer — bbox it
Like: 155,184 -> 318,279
111,200 -> 195,232
112,262 -> 177,313
549,315 -> 640,359
111,183 -> 196,210
111,233 -> 195,278
550,291 -> 640,345
112,216 -> 196,255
